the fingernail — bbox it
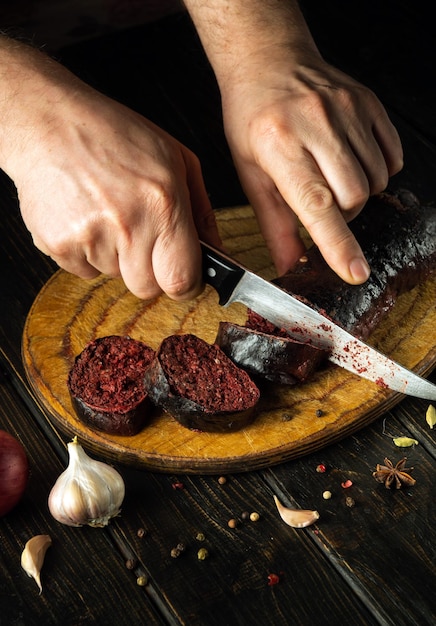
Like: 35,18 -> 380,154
349,257 -> 370,283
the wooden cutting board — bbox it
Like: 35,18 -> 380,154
22,205 -> 436,474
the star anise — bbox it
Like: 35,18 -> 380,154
372,457 -> 416,489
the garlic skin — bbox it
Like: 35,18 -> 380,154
425,404 -> 436,429
48,437 -> 125,527
273,495 -> 319,528
21,534 -> 52,594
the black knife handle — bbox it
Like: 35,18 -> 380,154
200,241 -> 245,306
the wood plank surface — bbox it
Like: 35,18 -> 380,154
1,359 -> 384,626
22,205 -> 436,473
0,369 -> 164,626
265,401 -> 436,626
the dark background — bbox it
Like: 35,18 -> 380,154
53,1 -> 436,209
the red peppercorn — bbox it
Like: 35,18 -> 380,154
316,463 -> 327,473
267,573 -> 280,586
172,481 -> 184,490
341,479 -> 353,489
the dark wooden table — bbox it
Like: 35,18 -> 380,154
1,5 -> 435,625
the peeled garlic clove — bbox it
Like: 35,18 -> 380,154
21,534 -> 52,594
273,495 -> 319,528
48,437 -> 125,528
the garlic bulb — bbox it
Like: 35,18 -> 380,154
21,534 -> 52,594
273,495 -> 319,528
48,437 -> 125,527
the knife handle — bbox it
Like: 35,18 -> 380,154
200,241 -> 245,306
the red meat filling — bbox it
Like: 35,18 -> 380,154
69,336 -> 154,413
158,334 -> 259,413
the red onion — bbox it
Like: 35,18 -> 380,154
0,430 -> 29,516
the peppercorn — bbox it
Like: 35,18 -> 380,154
345,496 -> 355,508
172,481 -> 184,490
195,532 -> 205,541
228,518 -> 238,528
197,547 -> 209,560
136,527 -> 147,538
316,463 -> 327,473
136,575 -> 148,586
267,573 -> 280,586
315,409 -> 324,417
249,512 -> 260,522
176,542 -> 186,552
125,558 -> 136,570
241,511 -> 250,520
218,476 -> 227,485
341,479 -> 353,489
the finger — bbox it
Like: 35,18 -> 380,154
45,251 -> 102,279
372,109 -> 403,176
56,256 -> 101,280
118,196 -> 203,301
32,233 -> 103,279
296,91 -> 401,208
184,151 -> 222,249
333,105 -> 402,198
296,109 -> 374,214
324,120 -> 391,200
268,152 -> 370,284
310,110 -> 402,215
315,135 -> 384,208
152,225 -> 203,301
75,232 -> 122,278
118,244 -> 162,300
238,166 -> 307,274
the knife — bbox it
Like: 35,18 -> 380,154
201,241 -> 436,401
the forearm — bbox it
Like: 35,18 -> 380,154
0,35 -> 86,178
183,0 -> 319,87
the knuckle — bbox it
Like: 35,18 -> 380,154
303,89 -> 332,119
369,171 -> 389,196
146,175 -> 178,214
184,148 -> 202,172
194,209 -> 219,236
249,110 -> 290,150
296,182 -> 335,226
341,188 -> 368,212
389,155 -> 403,176
162,273 -> 201,301
335,86 -> 359,113
44,235 -> 71,260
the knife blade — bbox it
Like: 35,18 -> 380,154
201,241 -> 436,401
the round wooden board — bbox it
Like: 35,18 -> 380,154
22,206 -> 436,474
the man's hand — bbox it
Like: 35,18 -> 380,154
0,37 -> 221,300
185,0 -> 403,283
221,55 -> 403,282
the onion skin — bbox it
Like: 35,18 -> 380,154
0,430 -> 29,517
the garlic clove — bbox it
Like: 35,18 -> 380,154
21,534 -> 52,594
426,404 -> 436,429
273,495 -> 319,528
48,475 -> 86,527
48,437 -> 125,528
392,436 -> 418,448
